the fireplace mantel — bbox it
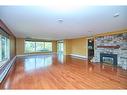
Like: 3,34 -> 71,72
97,45 -> 120,49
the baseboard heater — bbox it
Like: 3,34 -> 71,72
0,56 -> 16,83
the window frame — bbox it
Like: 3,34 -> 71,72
24,40 -> 52,53
0,28 -> 10,68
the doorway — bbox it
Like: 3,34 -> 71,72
57,41 -> 64,54
88,38 -> 94,61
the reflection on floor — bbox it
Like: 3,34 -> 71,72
0,54 -> 127,89
24,55 -> 52,72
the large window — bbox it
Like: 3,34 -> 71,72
25,40 -> 52,53
0,28 -> 10,67
44,42 -> 52,52
25,41 -> 35,53
36,42 -> 44,52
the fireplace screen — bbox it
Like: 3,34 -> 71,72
102,57 -> 114,64
100,53 -> 117,66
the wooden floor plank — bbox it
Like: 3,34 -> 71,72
0,54 -> 127,89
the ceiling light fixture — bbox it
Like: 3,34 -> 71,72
58,19 -> 63,23
113,12 -> 119,17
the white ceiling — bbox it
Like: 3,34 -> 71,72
0,6 -> 127,40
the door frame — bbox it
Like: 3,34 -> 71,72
86,37 -> 95,58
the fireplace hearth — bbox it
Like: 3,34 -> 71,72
100,53 -> 117,66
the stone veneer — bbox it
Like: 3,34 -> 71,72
94,32 -> 127,70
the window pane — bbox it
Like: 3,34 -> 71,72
0,31 -> 10,67
57,42 -> 63,52
36,42 -> 44,52
1,36 -> 7,60
60,43 -> 63,52
25,41 -> 35,53
44,42 -> 52,51
6,38 -> 10,59
25,41 -> 52,53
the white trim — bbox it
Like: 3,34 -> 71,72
16,55 -> 26,57
70,54 -> 87,59
0,56 -> 16,83
86,38 -> 88,58
16,52 -> 54,57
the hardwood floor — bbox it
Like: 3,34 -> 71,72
0,54 -> 127,89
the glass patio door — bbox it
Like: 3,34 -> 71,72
57,41 -> 64,53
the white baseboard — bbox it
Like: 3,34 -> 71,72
16,52 -> 54,57
70,54 -> 87,59
16,55 -> 26,57
0,56 -> 16,83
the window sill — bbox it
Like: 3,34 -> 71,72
0,59 -> 10,69
24,51 -> 52,54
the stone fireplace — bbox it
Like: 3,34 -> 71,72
94,32 -> 127,70
100,53 -> 117,66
